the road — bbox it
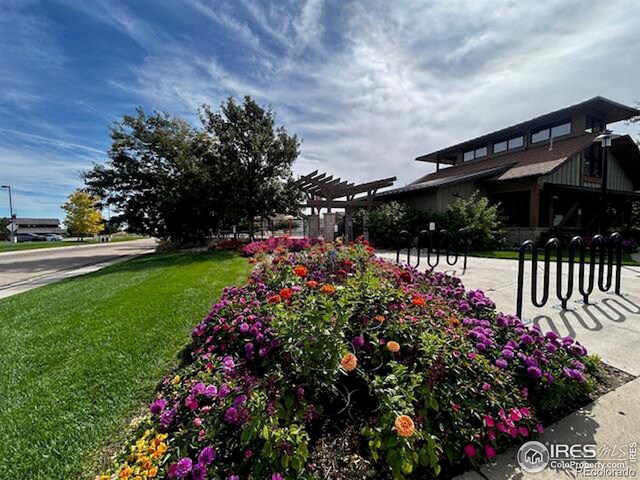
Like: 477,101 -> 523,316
0,238 -> 157,299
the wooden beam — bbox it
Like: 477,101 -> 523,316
304,199 -> 383,208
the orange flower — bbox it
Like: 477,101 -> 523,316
293,265 -> 308,277
248,258 -> 257,264
448,316 -> 461,327
268,294 -> 281,304
320,284 -> 336,294
387,341 -> 400,353
280,287 -> 294,300
395,415 -> 415,437
373,315 -> 385,324
119,467 -> 132,479
340,353 -> 357,372
411,296 -> 425,306
148,467 -> 158,478
306,280 -> 318,289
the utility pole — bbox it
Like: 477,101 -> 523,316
1,185 -> 14,243
595,131 -> 619,235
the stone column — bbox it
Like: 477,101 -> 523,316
323,213 -> 336,242
307,215 -> 320,238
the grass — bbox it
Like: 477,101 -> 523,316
469,250 -> 640,265
0,251 -> 251,480
0,236 -> 146,253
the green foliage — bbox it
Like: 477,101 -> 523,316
84,97 -> 302,245
200,96 -> 302,239
357,202 -> 428,248
435,191 -> 505,250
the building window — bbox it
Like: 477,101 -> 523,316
493,141 -> 507,153
585,116 -> 605,133
508,136 -> 524,149
531,121 -> 571,143
463,146 -> 488,161
584,144 -> 602,177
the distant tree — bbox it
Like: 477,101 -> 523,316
200,96 -> 302,239
630,102 -> 640,145
83,108 -> 222,244
62,190 -> 103,240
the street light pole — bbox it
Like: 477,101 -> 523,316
1,185 -> 14,243
594,131 -> 620,235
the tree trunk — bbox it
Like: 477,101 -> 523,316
248,216 -> 255,241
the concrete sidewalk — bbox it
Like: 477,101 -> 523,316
376,251 -> 640,479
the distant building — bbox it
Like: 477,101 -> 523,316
10,218 -> 63,235
378,96 -> 640,242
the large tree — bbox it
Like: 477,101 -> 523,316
200,96 -> 302,239
84,108 -> 222,244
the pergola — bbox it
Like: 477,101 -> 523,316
296,170 -> 396,213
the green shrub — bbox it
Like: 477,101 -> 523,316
357,202 -> 429,248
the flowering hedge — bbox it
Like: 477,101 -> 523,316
240,237 -> 322,257
98,239 -> 595,480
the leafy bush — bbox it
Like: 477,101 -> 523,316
434,191 -> 505,250
98,239 -> 593,480
358,202 -> 429,249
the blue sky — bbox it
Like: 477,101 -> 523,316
1,0 -> 640,220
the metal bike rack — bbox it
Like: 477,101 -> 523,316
516,233 -> 623,318
395,228 -> 469,270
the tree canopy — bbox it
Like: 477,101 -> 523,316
84,97 -> 301,244
62,190 -> 103,239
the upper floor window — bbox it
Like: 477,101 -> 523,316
531,121 -> 572,143
463,146 -> 487,161
585,115 -> 605,134
493,135 -> 525,153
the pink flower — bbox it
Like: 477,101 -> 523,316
484,415 -> 495,427
520,407 -> 531,417
464,444 -> 477,457
518,426 -> 529,437
482,382 -> 491,391
468,352 -> 476,360
453,403 -> 460,412
485,445 -> 496,458
245,449 -> 253,458
487,430 -> 496,441
194,417 -> 203,427
510,408 -> 522,421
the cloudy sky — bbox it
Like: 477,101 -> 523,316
1,0 -> 639,219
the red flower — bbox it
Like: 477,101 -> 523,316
400,271 -> 412,282
411,296 -> 425,306
280,288 -> 293,300
293,265 -> 308,277
306,280 -> 318,289
268,294 -> 281,304
336,269 -> 347,276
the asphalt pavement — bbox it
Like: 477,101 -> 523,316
0,238 -> 157,299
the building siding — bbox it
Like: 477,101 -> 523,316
539,152 -> 582,188
607,152 -> 634,191
403,182 -> 479,213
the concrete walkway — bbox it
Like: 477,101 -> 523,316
376,251 -> 640,479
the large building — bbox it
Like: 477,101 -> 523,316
9,218 -> 63,235
379,96 -> 640,242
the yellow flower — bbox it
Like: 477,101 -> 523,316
171,375 -> 181,385
148,467 -> 158,478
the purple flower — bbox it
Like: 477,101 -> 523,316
224,406 -> 238,424
175,457 -> 193,479
562,336 -> 575,346
239,323 -> 250,333
245,342 -> 254,355
233,395 -> 248,406
149,398 -> 167,415
501,349 -> 514,360
520,334 -> 534,345
204,385 -> 218,398
259,347 -> 268,358
192,463 -> 207,480
160,408 -> 176,429
527,366 -> 542,379
198,446 -> 216,465
228,476 -> 239,480
495,358 -> 508,369
219,384 -> 231,398
353,335 -> 365,349
272,474 -> 284,480
191,382 -> 206,396
545,343 -> 557,353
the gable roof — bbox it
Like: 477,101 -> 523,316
416,96 -> 639,164
14,218 -> 60,225
378,133 -> 600,198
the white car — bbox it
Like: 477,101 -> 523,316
44,234 -> 63,241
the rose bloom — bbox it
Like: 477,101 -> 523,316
395,415 -> 415,437
387,341 -> 400,353
411,296 -> 425,306
320,284 -> 336,294
268,294 -> 281,304
293,265 -> 308,277
279,288 -> 293,300
306,280 -> 318,288
340,353 -> 357,372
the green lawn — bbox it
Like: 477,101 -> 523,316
0,236 -> 146,253
0,251 -> 250,480
469,250 -> 640,265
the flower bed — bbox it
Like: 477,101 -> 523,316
98,239 -> 595,480
240,237 -> 322,257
